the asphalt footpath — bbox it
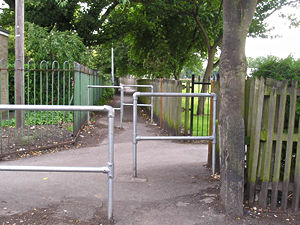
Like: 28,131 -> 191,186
0,93 -> 298,225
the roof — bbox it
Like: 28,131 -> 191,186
0,27 -> 10,37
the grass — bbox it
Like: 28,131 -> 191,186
181,83 -> 212,136
1,111 -> 73,127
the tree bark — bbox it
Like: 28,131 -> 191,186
219,0 -> 257,216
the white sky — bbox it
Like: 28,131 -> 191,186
246,6 -> 300,59
1,1 -> 299,59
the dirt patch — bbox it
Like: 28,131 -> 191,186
0,205 -> 111,225
0,112 -> 114,161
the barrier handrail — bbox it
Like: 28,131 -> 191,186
121,84 -> 154,122
0,104 -> 115,221
87,85 -> 124,127
132,92 -> 217,177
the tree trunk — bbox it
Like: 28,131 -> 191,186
219,0 -> 257,216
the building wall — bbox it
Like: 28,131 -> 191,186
0,28 -> 9,106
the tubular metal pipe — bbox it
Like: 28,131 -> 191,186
132,92 -> 217,177
120,86 -> 124,127
0,104 -> 113,112
88,85 -> 121,89
133,95 -> 138,178
121,84 -> 153,88
134,92 -> 216,98
0,166 -> 110,173
150,86 -> 154,123
212,95 -> 217,175
107,108 -> 115,221
136,136 -> 214,141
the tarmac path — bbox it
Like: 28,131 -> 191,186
0,93 -> 298,225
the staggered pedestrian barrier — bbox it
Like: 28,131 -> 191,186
121,84 -> 154,123
87,85 -> 124,127
132,92 -> 217,177
0,104 -> 115,221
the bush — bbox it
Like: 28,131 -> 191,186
250,56 -> 300,81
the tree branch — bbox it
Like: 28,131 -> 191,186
192,9 -> 211,49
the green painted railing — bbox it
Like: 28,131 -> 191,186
0,60 -> 103,156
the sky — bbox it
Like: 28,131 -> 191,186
1,1 -> 299,59
246,6 -> 300,59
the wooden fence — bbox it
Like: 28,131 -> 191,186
245,77 -> 300,211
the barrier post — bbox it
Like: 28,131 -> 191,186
133,95 -> 138,177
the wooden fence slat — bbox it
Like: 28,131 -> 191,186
281,81 -> 298,210
259,87 -> 277,207
271,81 -> 288,209
247,78 -> 259,184
247,79 -> 255,136
292,116 -> 300,211
249,77 -> 265,203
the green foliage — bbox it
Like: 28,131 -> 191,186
250,56 -> 300,81
1,111 -> 73,127
6,22 -> 89,64
97,88 -> 114,105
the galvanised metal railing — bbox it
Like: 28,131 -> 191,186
121,84 -> 154,123
0,104 -> 115,221
0,60 -> 103,156
132,92 -> 217,177
87,85 -> 124,127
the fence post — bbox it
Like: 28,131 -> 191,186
184,81 -> 190,135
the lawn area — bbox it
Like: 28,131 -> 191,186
181,82 -> 212,136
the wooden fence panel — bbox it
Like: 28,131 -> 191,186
281,81 -> 298,210
246,77 -> 299,212
271,81 -> 287,209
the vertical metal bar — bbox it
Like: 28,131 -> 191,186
107,108 -> 114,221
120,86 -> 124,127
190,75 -> 195,135
150,86 -> 154,123
212,94 -> 217,174
133,94 -> 138,177
197,76 -> 200,136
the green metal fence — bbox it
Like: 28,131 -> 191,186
0,60 -> 103,157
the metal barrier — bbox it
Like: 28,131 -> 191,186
132,92 -> 217,177
121,84 -> 154,123
87,85 -> 124,127
0,104 -> 115,221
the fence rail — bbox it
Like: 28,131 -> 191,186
245,77 -> 300,211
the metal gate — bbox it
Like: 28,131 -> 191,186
189,74 -> 212,136
132,92 -> 217,177
0,104 -> 115,221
